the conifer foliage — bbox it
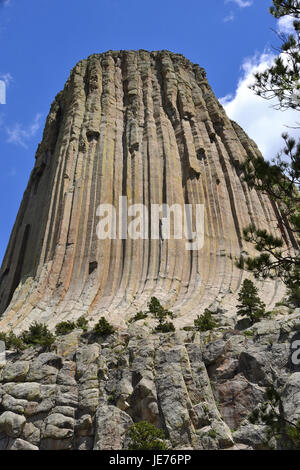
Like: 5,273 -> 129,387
127,421 -> 168,450
236,279 -> 269,324
239,0 -> 300,292
194,309 -> 218,332
249,385 -> 300,449
148,297 -> 175,333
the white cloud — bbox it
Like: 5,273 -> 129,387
223,0 -> 253,23
220,52 -> 299,161
277,16 -> 295,35
225,0 -> 253,8
6,113 -> 43,148
223,12 -> 235,23
0,0 -> 11,6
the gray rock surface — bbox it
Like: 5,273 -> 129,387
0,311 -> 299,449
0,411 -> 26,438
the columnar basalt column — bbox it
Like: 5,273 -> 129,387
0,50 -> 290,332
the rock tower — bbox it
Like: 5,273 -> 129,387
0,50 -> 289,332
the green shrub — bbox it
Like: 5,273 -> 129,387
8,332 -> 26,351
182,326 -> 194,331
155,321 -> 175,333
0,332 -> 7,344
21,322 -> 55,350
55,317 -> 89,335
107,394 -> 116,404
55,320 -> 76,336
194,309 -> 218,332
128,311 -> 148,324
288,285 -> 300,308
94,317 -> 115,336
275,301 -> 288,307
127,421 -> 168,450
249,385 -> 300,450
0,331 -> 25,351
244,330 -> 254,337
76,316 -> 89,331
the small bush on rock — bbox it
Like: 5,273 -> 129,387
243,330 -> 254,337
55,320 -> 76,336
194,309 -> 218,332
128,311 -> 148,324
76,316 -> 89,331
0,331 -> 25,351
155,321 -> 175,333
55,316 -> 89,335
94,317 -> 115,336
127,421 -> 168,450
21,322 -> 55,350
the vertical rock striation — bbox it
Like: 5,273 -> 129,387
0,50 -> 291,332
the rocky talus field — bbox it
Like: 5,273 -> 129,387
0,307 -> 300,450
0,50 -> 298,450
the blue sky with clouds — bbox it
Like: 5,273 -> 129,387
0,0 -> 297,264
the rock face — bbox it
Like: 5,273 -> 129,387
0,50 -> 291,333
0,311 -> 299,450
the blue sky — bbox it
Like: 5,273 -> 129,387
0,0 -> 297,264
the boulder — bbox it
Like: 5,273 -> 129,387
93,405 -> 133,450
0,411 -> 26,438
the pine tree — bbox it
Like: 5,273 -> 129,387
236,279 -> 268,325
287,282 -> 300,306
239,0 -> 300,290
249,385 -> 300,449
148,297 -> 175,333
250,1 -> 300,111
194,309 -> 218,332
